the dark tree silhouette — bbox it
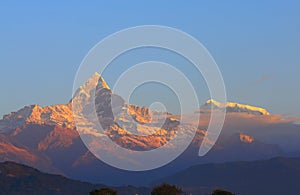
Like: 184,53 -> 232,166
151,183 -> 182,195
89,187 -> 118,195
212,189 -> 235,195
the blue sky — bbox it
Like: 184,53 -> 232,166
0,1 -> 299,117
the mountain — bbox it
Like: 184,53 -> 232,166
0,73 -> 296,185
3,157 -> 300,195
199,99 -> 270,115
153,157 -> 300,195
0,104 -> 74,133
0,161 -> 150,195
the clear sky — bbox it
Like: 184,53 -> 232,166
0,1 -> 299,117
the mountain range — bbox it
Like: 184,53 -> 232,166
0,73 -> 299,186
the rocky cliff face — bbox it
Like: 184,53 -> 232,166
91,73 -> 181,150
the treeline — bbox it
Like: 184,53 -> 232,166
90,183 -> 234,195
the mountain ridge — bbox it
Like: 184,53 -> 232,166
0,161 -> 150,195
1,73 -> 271,133
200,99 -> 270,115
154,156 -> 300,195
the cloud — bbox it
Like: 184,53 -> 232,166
255,74 -> 275,84
193,112 -> 300,151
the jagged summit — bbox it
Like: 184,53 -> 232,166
72,72 -> 110,100
0,73 -> 107,132
205,99 -> 224,107
93,72 -> 110,90
0,72 -> 112,132
201,99 -> 270,115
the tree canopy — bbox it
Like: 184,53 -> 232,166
89,187 -> 118,195
212,189 -> 235,195
151,183 -> 182,195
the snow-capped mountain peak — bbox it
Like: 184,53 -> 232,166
200,99 -> 270,115
0,103 -> 74,132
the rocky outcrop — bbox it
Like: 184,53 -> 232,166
239,133 -> 254,143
